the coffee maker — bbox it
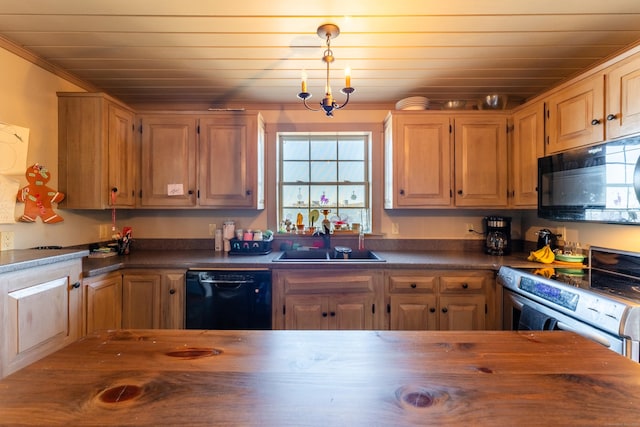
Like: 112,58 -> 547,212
483,216 -> 512,255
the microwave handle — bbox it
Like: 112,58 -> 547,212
555,321 -> 612,349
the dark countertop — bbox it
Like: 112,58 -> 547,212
0,249 -> 89,274
81,248 -> 549,277
1,329 -> 639,425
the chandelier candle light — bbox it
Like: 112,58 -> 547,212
298,23 -> 355,117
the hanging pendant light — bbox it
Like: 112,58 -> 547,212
297,24 -> 355,117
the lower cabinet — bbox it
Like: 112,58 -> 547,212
1,259 -> 83,378
272,269 -> 384,330
122,270 -> 186,329
387,270 -> 497,331
83,269 -> 185,333
84,271 -> 123,334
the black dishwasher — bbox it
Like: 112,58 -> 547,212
185,270 -> 272,329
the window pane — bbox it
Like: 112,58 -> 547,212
311,185 -> 337,208
338,185 -> 366,208
282,185 -> 309,207
282,161 -> 309,182
311,161 -> 337,182
310,139 -> 336,160
338,139 -> 364,160
339,161 -> 364,182
282,139 -> 309,160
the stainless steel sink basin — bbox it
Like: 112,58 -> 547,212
273,250 -> 385,262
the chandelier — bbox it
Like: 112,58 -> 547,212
297,24 -> 355,117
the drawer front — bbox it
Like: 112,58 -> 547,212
389,275 -> 437,293
439,276 -> 485,293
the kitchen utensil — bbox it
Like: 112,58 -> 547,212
478,94 -> 508,110
441,100 -> 467,110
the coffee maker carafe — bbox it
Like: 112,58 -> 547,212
483,216 -> 512,255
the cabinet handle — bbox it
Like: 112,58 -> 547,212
442,307 -> 448,313
429,307 -> 436,313
188,190 -> 194,195
246,189 -> 252,196
169,289 -> 176,295
607,114 -> 618,121
461,283 -> 469,289
591,119 -> 601,125
111,187 -> 118,193
71,281 -> 81,289
322,312 -> 328,317
399,189 -> 405,195
410,283 -> 417,289
457,190 -> 463,195
330,311 -> 336,317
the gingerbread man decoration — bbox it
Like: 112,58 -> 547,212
16,163 -> 65,223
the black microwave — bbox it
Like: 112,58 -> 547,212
538,136 -> 640,224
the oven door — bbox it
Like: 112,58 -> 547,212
503,289 -> 624,355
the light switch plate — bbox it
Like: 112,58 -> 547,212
0,231 -> 14,251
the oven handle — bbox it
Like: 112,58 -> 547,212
555,321 -> 612,349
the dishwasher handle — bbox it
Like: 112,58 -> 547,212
199,279 -> 254,289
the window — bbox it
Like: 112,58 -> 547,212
278,133 -> 371,232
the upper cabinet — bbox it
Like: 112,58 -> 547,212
58,93 -> 137,209
384,112 -> 508,209
510,102 -> 545,207
384,113 -> 452,208
545,73 -> 605,154
453,115 -> 508,207
199,114 -> 265,208
605,52 -> 640,140
137,112 -> 265,209
138,115 -> 199,207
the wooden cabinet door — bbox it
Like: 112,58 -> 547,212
58,93 -> 136,209
454,116 -> 508,207
385,113 -> 452,207
139,115 -> 198,207
546,73 -> 605,154
160,271 -> 185,329
198,115 -> 263,208
389,295 -> 438,330
606,52 -> 640,140
122,273 -> 161,328
108,103 -> 137,207
275,269 -> 384,330
1,260 -> 82,378
284,295 -> 328,330
331,294 -> 375,330
511,102 -> 545,207
439,295 -> 486,330
84,272 -> 122,334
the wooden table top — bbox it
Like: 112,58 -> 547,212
1,329 -> 639,426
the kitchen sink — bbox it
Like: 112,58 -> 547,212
273,249 -> 385,262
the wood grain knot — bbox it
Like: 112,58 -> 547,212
99,385 -> 142,403
396,385 -> 449,410
477,366 -> 493,374
165,347 -> 222,359
403,391 -> 434,408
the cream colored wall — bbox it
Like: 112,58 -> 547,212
2,44 -> 640,251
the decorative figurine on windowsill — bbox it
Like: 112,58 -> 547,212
16,163 -> 64,223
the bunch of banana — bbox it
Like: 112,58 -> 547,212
527,245 -> 555,264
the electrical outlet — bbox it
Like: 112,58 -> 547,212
0,231 -> 14,251
99,224 -> 110,240
465,223 -> 475,234
391,223 -> 399,234
208,223 -> 217,236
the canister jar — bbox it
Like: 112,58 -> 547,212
253,230 -> 263,240
243,230 -> 254,241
